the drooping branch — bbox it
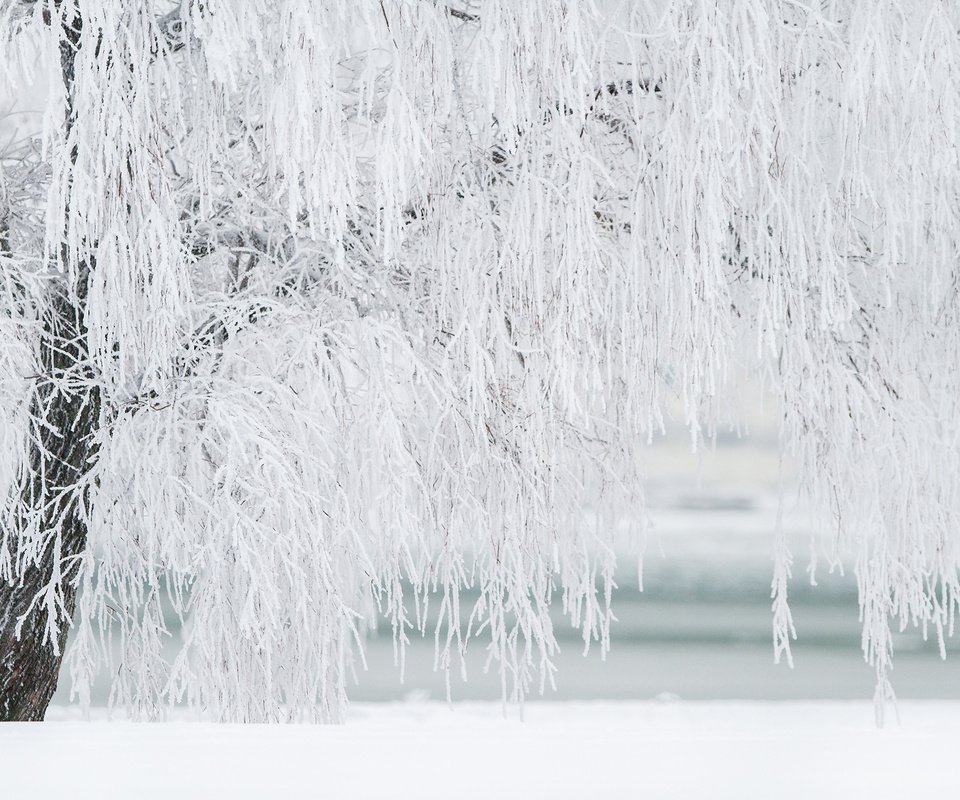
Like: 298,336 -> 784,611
446,6 -> 479,24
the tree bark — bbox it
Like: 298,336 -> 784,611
0,293 -> 100,720
0,0 -> 98,722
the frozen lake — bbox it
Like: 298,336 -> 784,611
348,546 -> 960,703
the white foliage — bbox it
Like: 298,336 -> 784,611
0,0 -> 958,721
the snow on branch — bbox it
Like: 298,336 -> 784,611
0,0 -> 957,721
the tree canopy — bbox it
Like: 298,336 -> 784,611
0,0 -> 958,722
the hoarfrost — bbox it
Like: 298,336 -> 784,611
0,0 -> 957,721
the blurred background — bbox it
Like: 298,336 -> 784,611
349,414 -> 960,703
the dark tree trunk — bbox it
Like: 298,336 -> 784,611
0,294 -> 100,720
0,1 -> 98,722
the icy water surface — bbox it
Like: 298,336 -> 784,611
354,559 -> 960,703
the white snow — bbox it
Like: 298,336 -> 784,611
2,701 -> 958,799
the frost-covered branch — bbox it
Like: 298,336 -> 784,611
0,0 -> 957,723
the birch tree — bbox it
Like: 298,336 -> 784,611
0,0 -> 958,722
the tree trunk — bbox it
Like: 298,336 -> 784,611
0,287 -> 100,720
0,1 -> 97,722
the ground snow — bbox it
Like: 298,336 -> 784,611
2,701 -> 958,798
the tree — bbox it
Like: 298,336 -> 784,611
0,0 -> 958,723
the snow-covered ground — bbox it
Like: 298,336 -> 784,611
3,701 -> 958,799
